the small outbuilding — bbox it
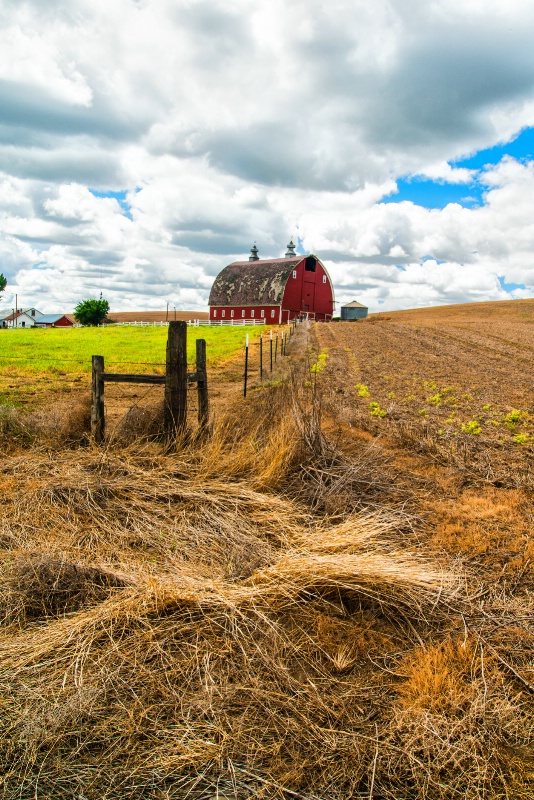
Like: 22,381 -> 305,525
209,242 -> 335,323
341,301 -> 368,320
34,314 -> 74,328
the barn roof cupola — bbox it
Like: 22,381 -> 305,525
249,243 -> 259,261
285,239 -> 296,258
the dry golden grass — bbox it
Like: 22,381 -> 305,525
1,318 -> 534,799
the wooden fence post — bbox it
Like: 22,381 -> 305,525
259,332 -> 263,380
91,355 -> 105,443
164,321 -> 187,439
196,338 -> 209,430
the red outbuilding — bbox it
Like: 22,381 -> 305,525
208,242 -> 335,323
34,314 -> 74,328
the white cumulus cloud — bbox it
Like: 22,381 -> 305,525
0,0 -> 533,313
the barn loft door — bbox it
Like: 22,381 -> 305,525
302,256 -> 316,310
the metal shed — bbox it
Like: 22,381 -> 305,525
341,301 -> 368,320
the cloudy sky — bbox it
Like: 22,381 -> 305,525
1,0 -> 534,314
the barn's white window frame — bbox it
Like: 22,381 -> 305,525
322,275 -> 327,283
242,309 -> 245,317
231,309 -> 234,318
213,310 -> 217,317
292,270 -> 297,279
222,310 -> 226,317
251,310 -> 255,318
260,309 -> 265,318
271,310 -> 275,318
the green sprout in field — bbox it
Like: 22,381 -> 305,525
503,409 -> 527,430
419,408 -> 428,417
369,401 -> 386,418
428,393 -> 441,406
441,386 -> 458,405
387,390 -> 396,399
461,420 -> 482,435
355,383 -> 370,397
310,349 -> 328,374
514,433 -> 533,445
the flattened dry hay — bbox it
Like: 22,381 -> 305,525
1,338 -> 534,799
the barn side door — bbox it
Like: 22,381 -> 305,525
302,255 -> 317,312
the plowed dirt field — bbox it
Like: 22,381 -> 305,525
311,300 -> 534,581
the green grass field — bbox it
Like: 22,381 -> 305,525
0,324 -> 266,406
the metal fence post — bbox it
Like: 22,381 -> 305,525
243,333 -> 249,397
196,338 -> 209,430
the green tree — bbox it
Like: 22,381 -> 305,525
74,297 -> 110,326
0,273 -> 6,297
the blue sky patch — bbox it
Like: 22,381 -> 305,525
89,189 -> 133,219
420,255 -> 447,264
382,177 -> 483,209
454,126 -> 534,170
498,276 -> 527,293
382,126 -> 534,210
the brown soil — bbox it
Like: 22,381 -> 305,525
312,304 -> 534,585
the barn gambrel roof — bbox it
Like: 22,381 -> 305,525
209,256 -> 305,307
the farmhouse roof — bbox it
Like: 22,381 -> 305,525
1,310 -> 34,322
342,301 -> 368,309
209,255 -> 304,307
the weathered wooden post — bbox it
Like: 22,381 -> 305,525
196,338 -> 209,430
275,332 -> 279,362
91,355 -> 105,443
164,321 -> 187,439
259,332 -> 263,380
270,329 -> 273,372
243,333 -> 249,397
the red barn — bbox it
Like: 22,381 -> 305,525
208,242 -> 335,323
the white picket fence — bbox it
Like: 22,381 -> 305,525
193,319 -> 266,327
107,319 -> 266,328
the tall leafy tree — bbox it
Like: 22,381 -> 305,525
0,273 -> 6,297
74,298 -> 110,326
